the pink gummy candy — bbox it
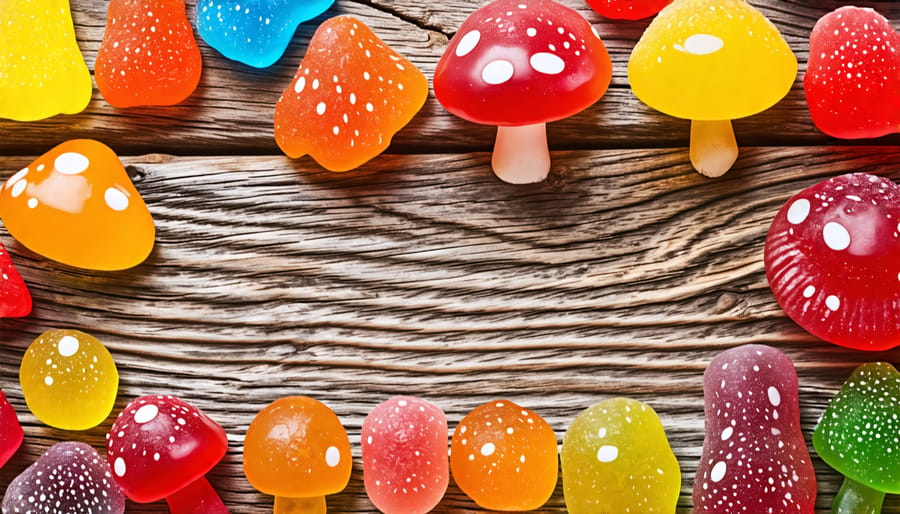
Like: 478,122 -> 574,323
693,345 -> 816,513
361,396 -> 449,514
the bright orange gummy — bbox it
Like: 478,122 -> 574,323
95,0 -> 202,107
0,140 -> 155,271
451,400 -> 558,511
274,15 -> 428,172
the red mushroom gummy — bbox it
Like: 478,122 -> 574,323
0,390 -> 23,468
434,0 -> 611,184
693,344 -> 816,513
106,395 -> 230,513
765,173 -> 900,350
3,442 -> 125,513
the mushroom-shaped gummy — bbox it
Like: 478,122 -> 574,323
362,396 -> 449,514
96,0 -> 203,107
243,396 -> 352,513
107,395 -> 230,513
197,0 -> 334,68
434,0 -> 612,184
0,0 -> 92,121
765,173 -> 900,350
0,139 -> 156,271
693,344 -> 816,513
814,362 -> 900,513
561,398 -> 680,513
275,15 -> 428,172
628,0 -> 797,177
805,6 -> 900,139
0,390 -> 23,468
586,0 -> 672,20
2,442 -> 126,513
0,243 -> 32,318
20,329 -> 119,430
450,399 -> 557,511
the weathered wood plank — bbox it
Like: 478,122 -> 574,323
0,147 -> 898,511
1,0 -> 899,155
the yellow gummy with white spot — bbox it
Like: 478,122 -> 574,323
628,0 -> 796,121
19,329 -> 118,430
0,0 -> 92,121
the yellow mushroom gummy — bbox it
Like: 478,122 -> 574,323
561,398 -> 680,513
19,329 -> 119,430
628,0 -> 796,177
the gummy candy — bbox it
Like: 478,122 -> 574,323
765,173 -> 900,350
0,390 -> 23,468
450,400 -> 557,511
814,362 -> 900,513
585,0 -> 671,20
107,395 -> 230,513
243,396 -> 351,513
196,0 -> 334,68
95,0 -> 203,107
275,15 -> 428,172
561,398 -> 680,513
362,396 -> 448,514
0,0 -> 92,121
434,0 -> 611,183
0,139 -> 156,271
0,243 -> 32,318
805,6 -> 900,139
3,442 -> 126,514
693,345 -> 816,513
628,0 -> 796,177
19,329 -> 118,430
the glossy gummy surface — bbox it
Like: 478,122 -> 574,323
0,243 -> 31,318
0,391 -> 22,469
585,0 -> 671,20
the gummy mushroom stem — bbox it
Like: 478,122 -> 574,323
164,476 -> 229,514
274,495 -> 326,513
492,123 -> 551,184
689,119 -> 738,178
832,476 -> 885,514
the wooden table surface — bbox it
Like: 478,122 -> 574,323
2,0 -> 900,512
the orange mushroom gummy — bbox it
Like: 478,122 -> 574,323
274,15 -> 428,172
243,396 -> 352,513
0,139 -> 155,270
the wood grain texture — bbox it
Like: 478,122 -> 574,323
2,0 -> 900,512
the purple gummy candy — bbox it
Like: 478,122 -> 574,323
693,344 -> 816,513
2,441 -> 125,513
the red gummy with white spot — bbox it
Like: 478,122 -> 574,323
765,173 -> 900,350
0,390 -> 22,468
362,396 -> 449,514
805,6 -> 900,139
585,0 -> 671,20
106,395 -> 230,513
693,345 -> 816,514
0,243 -> 31,318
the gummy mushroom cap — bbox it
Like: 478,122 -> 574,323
0,390 -> 23,468
628,0 -> 797,121
243,396 -> 352,499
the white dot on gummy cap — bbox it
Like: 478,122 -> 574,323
54,152 -> 90,175
114,458 -> 126,477
105,187 -> 130,212
316,102 -> 326,115
480,443 -> 496,456
596,445 -> 618,462
677,33 -> 724,55
823,222 -> 851,251
455,30 -> 480,57
767,386 -> 781,407
786,199 -> 810,224
325,446 -> 341,467
294,76 -> 306,94
710,461 -> 726,482
721,426 -> 733,441
527,27 -> 537,37
10,179 -> 26,198
803,285 -> 816,298
481,60 -> 514,85
134,404 -> 159,424
57,335 -> 80,357
44,376 -> 53,386
7,168 -> 28,187
826,295 -> 841,311
27,198 -> 38,209
529,52 -> 565,75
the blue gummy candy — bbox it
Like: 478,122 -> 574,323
196,0 -> 334,68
